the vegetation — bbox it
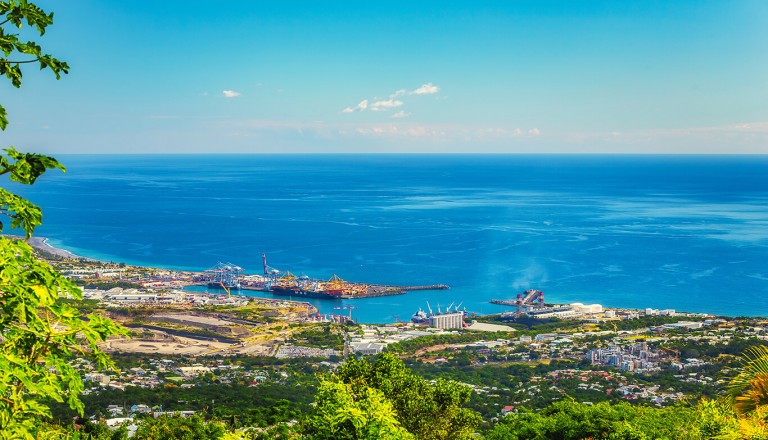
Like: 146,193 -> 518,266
63,382 -> 316,428
0,2 -> 125,438
132,415 -> 227,440
486,400 -> 701,439
302,353 -> 481,439
728,345 -> 768,415
303,381 -> 415,440
386,330 -> 516,354
2,6 -> 768,438
289,324 -> 344,350
76,280 -> 146,290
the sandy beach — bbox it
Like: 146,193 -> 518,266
26,236 -> 93,260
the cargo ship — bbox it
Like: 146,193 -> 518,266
213,254 -> 448,300
270,285 -> 341,299
270,273 -> 369,299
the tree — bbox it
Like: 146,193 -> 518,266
0,0 -> 69,130
132,415 -> 226,440
728,344 -> 768,415
303,353 -> 481,440
0,2 -> 125,438
486,399 -> 700,440
302,381 -> 414,440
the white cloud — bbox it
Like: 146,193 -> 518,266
390,89 -> 408,98
370,99 -> 403,111
342,99 -> 369,113
391,110 -> 410,119
223,90 -> 241,98
411,82 -> 439,95
342,83 -> 439,115
514,128 -> 523,136
529,128 -> 541,136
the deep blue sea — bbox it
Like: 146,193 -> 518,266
10,154 -> 768,322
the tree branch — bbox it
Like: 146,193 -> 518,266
0,59 -> 43,64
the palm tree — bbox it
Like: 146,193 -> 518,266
728,345 -> 768,414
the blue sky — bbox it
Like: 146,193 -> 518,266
2,0 -> 767,153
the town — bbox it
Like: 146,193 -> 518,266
29,245 -> 767,435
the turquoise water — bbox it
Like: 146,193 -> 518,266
10,154 -> 768,322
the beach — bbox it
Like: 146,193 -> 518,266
27,236 -> 91,260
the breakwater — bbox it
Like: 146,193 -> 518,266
401,284 -> 450,291
490,299 -> 518,306
240,283 -> 449,299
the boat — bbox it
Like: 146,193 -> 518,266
270,284 -> 343,299
269,272 -> 370,299
411,308 -> 430,324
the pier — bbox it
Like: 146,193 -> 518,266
401,284 -> 450,291
201,255 -> 451,300
490,299 -> 518,306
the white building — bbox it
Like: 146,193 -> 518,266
352,343 -> 385,355
429,312 -> 464,329
570,303 -> 603,314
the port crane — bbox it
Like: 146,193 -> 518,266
392,315 -> 406,325
205,262 -> 243,290
262,253 -> 282,289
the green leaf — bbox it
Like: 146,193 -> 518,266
0,103 -> 7,130
0,3 -> 123,437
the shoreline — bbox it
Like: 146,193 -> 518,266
26,236 -> 94,261
11,234 -> 762,320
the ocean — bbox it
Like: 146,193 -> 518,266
9,154 -> 768,322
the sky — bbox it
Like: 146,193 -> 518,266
1,0 -> 767,154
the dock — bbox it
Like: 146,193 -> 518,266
490,299 -> 518,306
401,284 -> 450,291
202,254 -> 450,300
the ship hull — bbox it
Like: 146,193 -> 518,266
270,285 -> 341,299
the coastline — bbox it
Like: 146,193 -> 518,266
26,236 -> 94,261
6,234 -> 760,320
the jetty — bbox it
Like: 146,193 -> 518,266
200,254 -> 451,300
401,284 -> 450,291
490,298 -> 518,306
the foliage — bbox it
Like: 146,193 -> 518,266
697,398 -> 768,440
0,0 -> 69,130
289,324 -> 344,350
76,280 -> 146,290
303,353 -> 481,439
132,415 -> 226,440
599,315 -> 691,332
728,345 -> 768,415
0,139 -> 126,436
486,399 -> 701,440
385,330 -> 515,354
0,3 -> 125,438
302,381 -> 414,440
59,382 -> 316,428
663,335 -> 765,361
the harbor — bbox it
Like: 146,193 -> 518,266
490,289 -> 605,320
198,254 -> 451,300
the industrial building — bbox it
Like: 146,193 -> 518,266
429,311 -> 464,329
